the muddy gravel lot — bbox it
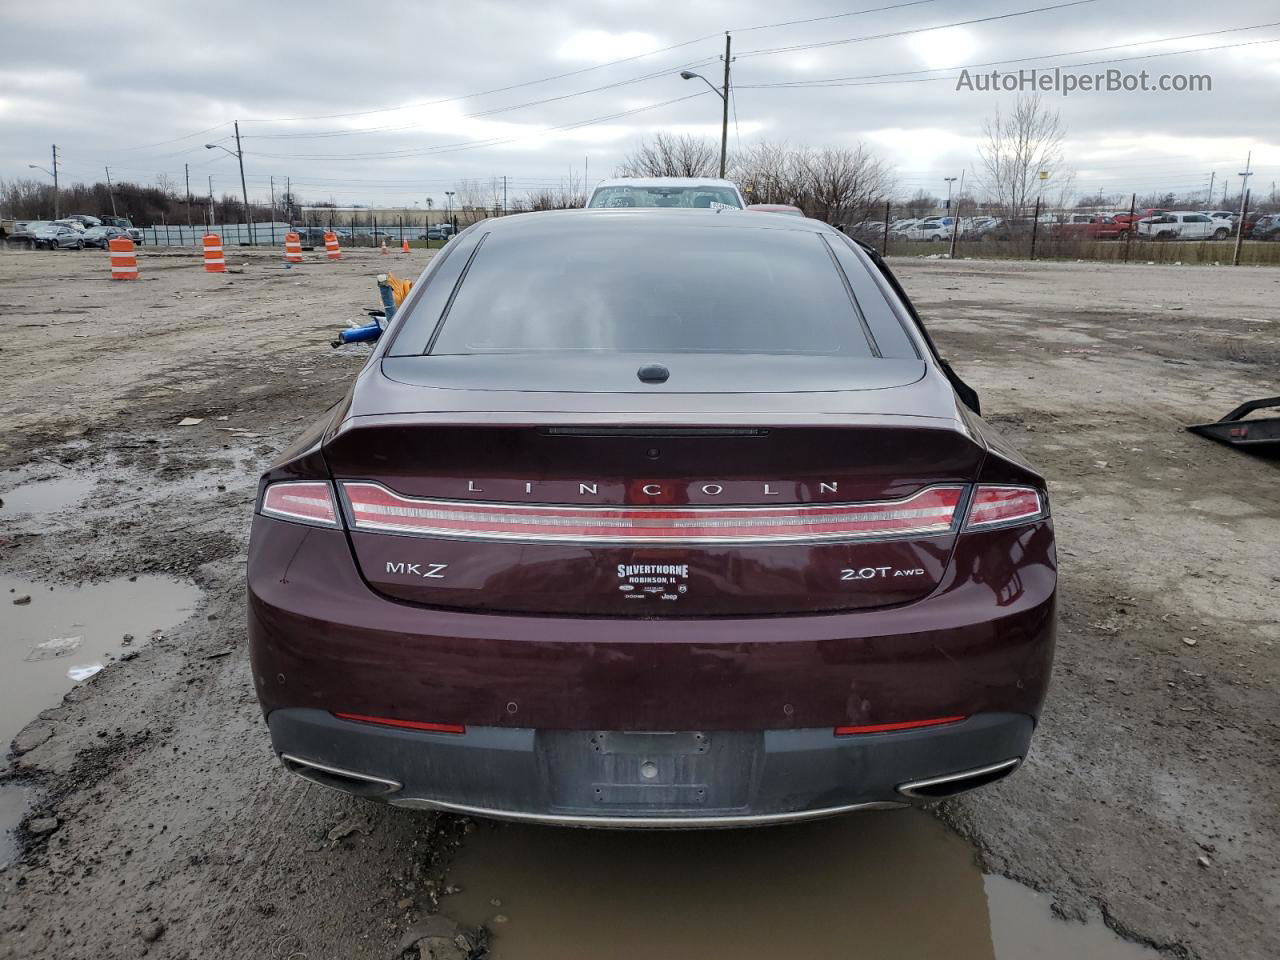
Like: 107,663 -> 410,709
0,245 -> 1277,960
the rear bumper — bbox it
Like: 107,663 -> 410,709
269,708 -> 1032,826
248,518 -> 1056,732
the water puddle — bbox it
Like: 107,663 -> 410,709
0,575 -> 202,746
442,810 -> 1159,960
0,784 -> 31,867
0,472 -> 93,519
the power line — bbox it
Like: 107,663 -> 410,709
233,0 -> 953,127
738,35 -> 1280,89
733,0 -> 1102,59
740,20 -> 1280,87
242,58 -> 720,141
242,93 -> 712,162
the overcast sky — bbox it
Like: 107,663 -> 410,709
2,0 -> 1278,208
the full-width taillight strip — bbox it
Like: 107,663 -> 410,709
340,482 -> 965,544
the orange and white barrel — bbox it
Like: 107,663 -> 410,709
202,233 -> 226,273
283,231 -> 303,263
323,231 -> 341,261
108,236 -> 138,280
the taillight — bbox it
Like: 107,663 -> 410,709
340,482 -> 965,544
965,485 -> 1044,529
260,481 -> 339,527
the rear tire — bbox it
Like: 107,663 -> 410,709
1212,228 -> 1229,240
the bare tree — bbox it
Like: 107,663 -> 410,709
904,190 -> 939,218
617,132 -> 719,178
453,179 -> 489,224
977,94 -> 1073,220
528,170 -> 586,210
801,145 -> 895,225
731,140 -> 805,205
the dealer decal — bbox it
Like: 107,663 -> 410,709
616,562 -> 690,602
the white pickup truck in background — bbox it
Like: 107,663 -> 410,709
1136,211 -> 1233,240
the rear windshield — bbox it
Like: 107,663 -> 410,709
587,185 -> 742,209
425,225 -> 878,357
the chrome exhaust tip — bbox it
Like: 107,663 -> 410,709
280,753 -> 402,798
897,757 -> 1021,800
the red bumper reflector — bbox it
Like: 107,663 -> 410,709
340,482 -> 965,544
834,715 -> 965,736
334,712 -> 465,735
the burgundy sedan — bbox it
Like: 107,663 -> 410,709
248,208 -> 1056,826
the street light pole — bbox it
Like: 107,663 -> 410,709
105,166 -> 118,217
944,176 -> 958,212
679,32 -> 732,179
51,144 -> 59,219
205,126 -> 256,245
28,147 -> 59,219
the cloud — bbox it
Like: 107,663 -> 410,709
556,30 -> 665,63
0,0 -> 1277,206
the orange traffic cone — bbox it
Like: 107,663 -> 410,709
283,232 -> 303,264
108,236 -> 138,280
202,233 -> 226,273
401,238 -> 410,254
379,240 -> 388,256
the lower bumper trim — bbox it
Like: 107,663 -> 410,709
386,795 -> 906,829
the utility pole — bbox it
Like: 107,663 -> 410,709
184,163 -> 192,231
1206,171 -> 1215,207
51,144 -> 60,219
502,175 -> 508,216
208,175 -> 214,230
104,166 -> 118,217
233,121 -> 254,245
1233,153 -> 1253,265
286,176 -> 291,224
678,35 -> 732,179
719,33 -> 732,179
948,171 -> 965,259
270,176 -> 276,224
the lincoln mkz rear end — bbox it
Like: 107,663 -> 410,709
247,209 -> 1056,826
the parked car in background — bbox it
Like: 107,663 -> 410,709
1051,214 -> 1129,240
1136,212 -> 1232,240
51,218 -> 88,233
1250,214 -> 1280,241
900,217 -> 955,241
65,214 -> 102,229
6,222 -> 84,249
961,216 -> 1001,240
1112,208 -> 1167,228
747,203 -> 805,217
889,218 -> 921,236
248,208 -> 1056,825
80,225 -> 129,248
587,177 -> 747,210
100,216 -> 144,244
419,223 -> 458,241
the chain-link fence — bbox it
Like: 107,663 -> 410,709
139,210 -> 483,250
844,198 -> 1280,267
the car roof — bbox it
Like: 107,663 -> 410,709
459,208 -> 837,238
591,177 -> 740,190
